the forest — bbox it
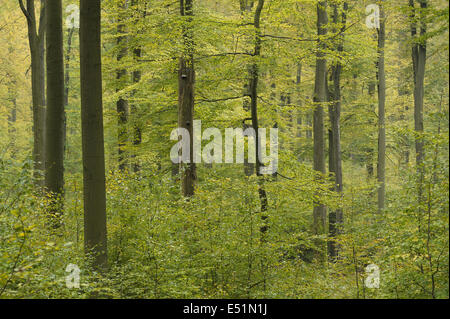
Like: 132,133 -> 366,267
0,0 -> 448,299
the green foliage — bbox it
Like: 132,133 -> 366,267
0,0 -> 448,299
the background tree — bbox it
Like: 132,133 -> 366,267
328,0 -> 347,261
377,0 -> 386,215
178,0 -> 196,197
312,0 -> 328,235
116,0 -> 129,172
18,0 -> 46,186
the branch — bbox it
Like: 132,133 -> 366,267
195,52 -> 254,61
18,0 -> 32,24
261,21 -> 357,43
196,95 -> 248,104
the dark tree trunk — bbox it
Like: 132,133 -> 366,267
45,0 -> 65,224
312,0 -> 328,235
249,0 -> 268,237
179,0 -> 196,197
19,0 -> 46,187
409,0 -> 427,207
117,0 -> 129,172
64,28 -> 75,156
131,0 -> 148,173
376,1 -> 386,214
328,2 -> 347,261
241,3 -> 255,176
132,45 -> 142,173
367,82 -> 376,178
80,0 -> 108,271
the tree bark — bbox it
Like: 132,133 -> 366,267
376,1 -> 386,215
249,0 -> 268,237
80,0 -> 108,271
179,0 -> 196,197
132,46 -> 142,173
19,0 -> 46,187
328,2 -> 346,261
117,0 -> 129,172
241,3 -> 255,176
64,28 -> 75,156
45,0 -> 65,224
131,0 -> 148,173
312,0 -> 328,235
296,63 -> 303,161
409,0 -> 427,207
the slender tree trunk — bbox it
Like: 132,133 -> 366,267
396,29 -> 411,166
80,0 -> 108,271
117,0 -> 129,172
376,1 -> 386,214
8,86 -> 17,157
296,63 -> 303,161
312,0 -> 328,235
179,0 -> 196,197
131,0 -> 145,173
328,2 -> 346,261
409,0 -> 427,207
45,0 -> 65,224
131,0 -> 144,172
241,3 -> 255,177
19,0 -> 46,187
64,28 -> 75,156
367,82 -> 376,177
132,45 -> 142,173
249,0 -> 268,237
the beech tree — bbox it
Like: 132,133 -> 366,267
80,0 -> 108,270
116,0 -> 129,172
328,1 -> 347,261
409,0 -> 428,205
377,0 -> 386,214
44,0 -> 65,223
178,0 -> 196,197
18,0 -> 46,186
312,0 -> 328,235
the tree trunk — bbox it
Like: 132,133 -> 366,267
8,87 -> 17,157
312,0 -> 328,235
117,0 -> 129,172
367,82 -> 376,177
409,0 -> 427,207
296,63 -> 303,161
45,0 -> 65,224
328,2 -> 346,261
19,0 -> 46,187
80,0 -> 108,271
241,4 -> 255,177
376,1 -> 386,215
131,0 -> 147,173
132,45 -> 142,173
249,0 -> 268,237
64,28 -> 75,156
179,0 -> 196,197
